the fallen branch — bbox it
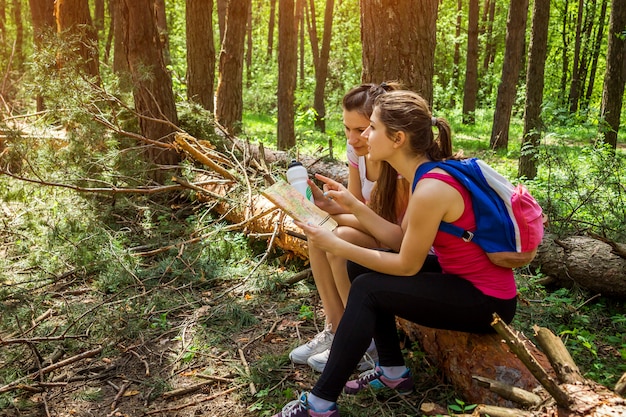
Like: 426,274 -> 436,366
491,314 -> 571,408
238,348 -> 257,395
0,346 -> 103,393
143,384 -> 245,415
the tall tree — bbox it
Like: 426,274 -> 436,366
55,0 -> 100,83
94,0 -> 104,32
567,0 -> 585,113
360,0 -> 438,103
519,0 -> 550,180
267,0 -> 276,61
12,0 -> 23,69
277,0 -> 297,150
450,0 -> 462,108
111,0 -> 128,75
28,0 -> 55,111
481,0 -> 496,77
217,0 -> 227,43
306,0 -> 334,132
186,0 -> 215,111
598,0 -> 626,149
584,0 -> 608,106
215,0 -> 251,134
490,0 -> 529,150
462,0 -> 479,124
153,0 -> 171,67
119,0 -> 180,178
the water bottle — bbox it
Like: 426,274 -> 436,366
286,160 -> 314,202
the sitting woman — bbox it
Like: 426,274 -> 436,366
288,82 -> 409,373
274,90 -> 517,416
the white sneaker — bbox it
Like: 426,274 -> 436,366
306,345 -> 379,373
307,348 -> 330,372
289,325 -> 334,365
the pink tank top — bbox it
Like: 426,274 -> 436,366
422,173 -> 516,299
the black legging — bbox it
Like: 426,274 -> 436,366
311,255 -> 517,402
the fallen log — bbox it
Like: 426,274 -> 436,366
531,233 -> 626,299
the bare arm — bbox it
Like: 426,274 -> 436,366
297,177 -> 463,276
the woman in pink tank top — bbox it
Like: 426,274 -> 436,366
272,90 -> 517,417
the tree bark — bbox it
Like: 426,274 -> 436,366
267,0 -> 277,61
360,0 -> 437,103
186,0 -> 216,111
490,0 -> 529,150
519,0 -> 550,180
584,0 -> 608,106
120,0 -> 180,179
277,0 -> 297,150
54,0 -> 100,84
28,0 -> 55,111
215,0 -> 251,135
531,233 -> 626,299
567,0 -> 584,114
462,0 -> 479,124
307,0 -> 334,132
598,0 -> 626,149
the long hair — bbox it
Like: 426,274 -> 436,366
343,82 -> 408,224
374,90 -> 462,162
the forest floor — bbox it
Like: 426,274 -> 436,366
0,265 -> 451,417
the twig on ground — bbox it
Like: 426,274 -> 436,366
110,380 -> 131,411
0,346 -> 104,393
143,384 -> 245,415
238,348 -> 257,395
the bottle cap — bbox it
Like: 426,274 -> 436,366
288,160 -> 303,168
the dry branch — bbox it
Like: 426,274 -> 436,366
0,346 -> 103,393
491,314 -> 571,408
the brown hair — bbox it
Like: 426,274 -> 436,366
343,82 -> 408,224
374,90 -> 461,162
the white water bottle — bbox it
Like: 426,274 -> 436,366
286,160 -> 314,202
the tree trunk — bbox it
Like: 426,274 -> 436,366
54,0 -> 100,84
450,0 -> 462,108
462,0 -> 479,124
307,0 -> 334,132
267,0 -> 276,61
559,0 -> 571,106
481,0 -> 496,77
584,0 -> 608,106
94,0 -> 105,32
153,0 -> 171,67
120,0 -> 180,179
598,0 -> 626,150
360,0 -> 437,103
519,0 -> 550,180
215,0 -> 250,135
28,0 -> 55,111
531,233 -> 626,299
490,0 -> 529,150
216,0 -> 227,44
246,4 -> 253,88
567,0 -> 584,114
397,320 -> 554,407
186,0 -> 215,111
111,0 -> 128,75
12,0 -> 23,70
277,0 -> 297,150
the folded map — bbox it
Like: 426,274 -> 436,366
261,180 -> 338,231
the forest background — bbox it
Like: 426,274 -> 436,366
0,0 -> 626,416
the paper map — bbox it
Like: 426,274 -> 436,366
262,180 -> 338,231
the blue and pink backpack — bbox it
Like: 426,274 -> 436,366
412,158 -> 545,268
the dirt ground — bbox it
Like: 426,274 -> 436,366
0,291 -> 338,417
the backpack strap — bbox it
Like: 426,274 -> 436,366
411,160 -> 476,243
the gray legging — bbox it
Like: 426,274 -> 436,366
310,254 -> 517,402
